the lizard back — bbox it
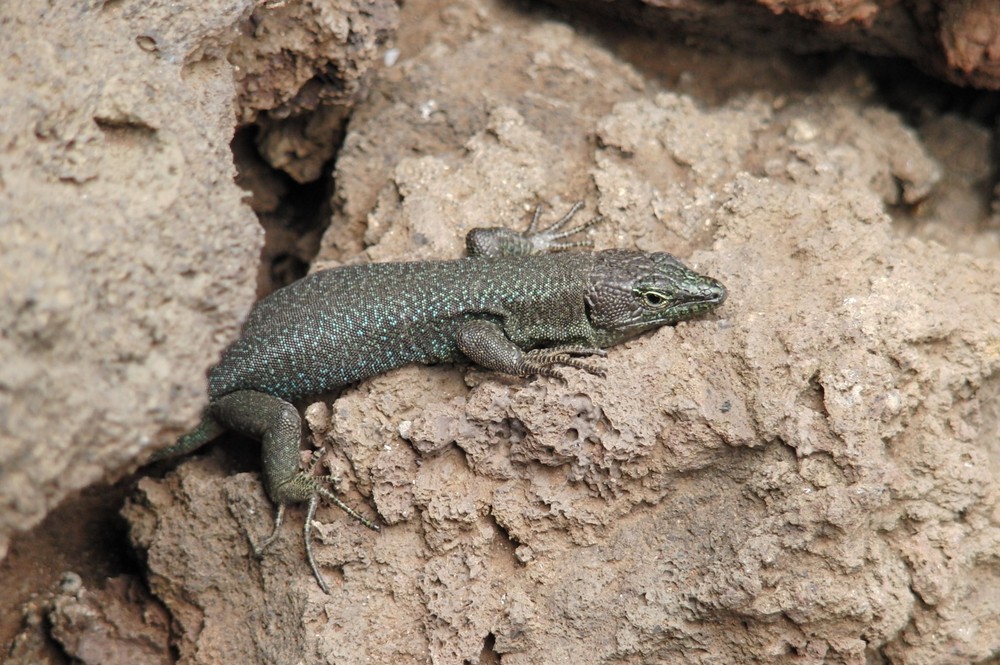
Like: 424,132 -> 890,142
208,252 -> 597,400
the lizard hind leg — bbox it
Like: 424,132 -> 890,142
207,390 -> 380,592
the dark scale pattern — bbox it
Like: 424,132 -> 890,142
208,252 -> 600,400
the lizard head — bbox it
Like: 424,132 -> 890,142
585,249 -> 727,346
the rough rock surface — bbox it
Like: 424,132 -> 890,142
5,573 -> 170,665
0,0 -> 261,564
122,1 -> 1000,664
0,0 -> 394,654
0,0 -> 395,554
230,0 -> 398,182
5,0 -> 1000,663
556,0 -> 1000,89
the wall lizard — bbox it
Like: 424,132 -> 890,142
152,202 -> 727,592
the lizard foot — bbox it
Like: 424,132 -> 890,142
303,486 -> 381,594
465,201 -> 604,257
520,346 -> 608,380
523,201 -> 604,252
250,503 -> 288,558
249,472 -> 380,594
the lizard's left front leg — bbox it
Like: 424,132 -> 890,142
456,319 -> 606,381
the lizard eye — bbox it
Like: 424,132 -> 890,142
640,291 -> 669,308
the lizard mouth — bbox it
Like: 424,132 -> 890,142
644,275 -> 727,327
657,276 -> 727,323
684,277 -> 727,310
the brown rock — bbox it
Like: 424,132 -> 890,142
556,0 -> 1000,88
126,1 -> 1000,663
0,0 -> 261,564
5,0 -> 1000,662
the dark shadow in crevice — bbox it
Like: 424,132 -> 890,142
231,124 -> 339,298
475,632 -> 501,665
0,478 -> 142,657
861,56 -> 1000,126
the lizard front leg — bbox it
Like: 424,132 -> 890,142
208,390 -> 379,594
456,319 -> 606,380
465,201 -> 603,258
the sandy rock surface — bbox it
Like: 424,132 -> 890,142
3,0 -> 1000,663
128,3 -> 1000,664
0,0 -> 260,563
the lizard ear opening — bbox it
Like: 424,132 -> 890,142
583,285 -> 606,329
584,279 -> 641,333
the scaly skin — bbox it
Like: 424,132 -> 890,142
153,202 -> 727,593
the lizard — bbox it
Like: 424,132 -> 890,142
151,201 -> 727,593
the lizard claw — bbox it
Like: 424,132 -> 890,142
248,503 -> 286,559
304,486 -> 380,594
525,201 -> 604,253
248,472 -> 380,594
521,347 -> 607,380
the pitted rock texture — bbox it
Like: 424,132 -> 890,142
0,0 -> 260,564
6,0 -> 1000,663
124,1 -> 1000,663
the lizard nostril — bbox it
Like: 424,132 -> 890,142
710,279 -> 727,304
